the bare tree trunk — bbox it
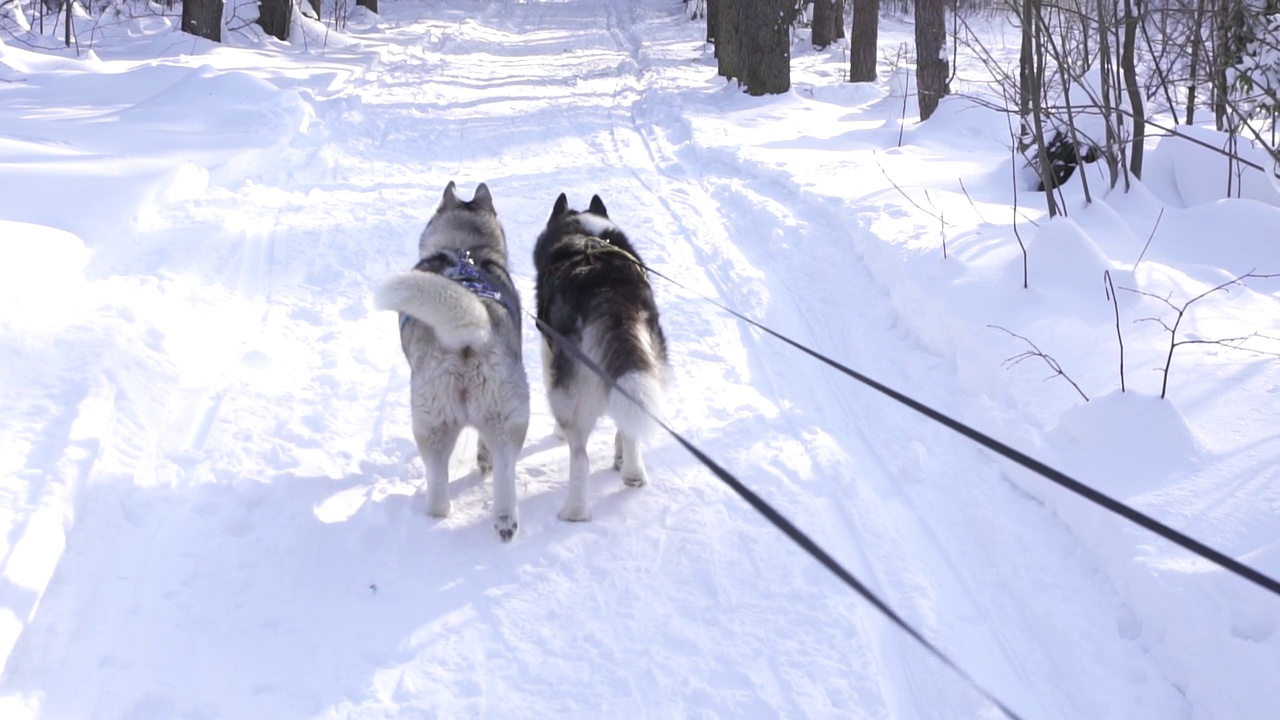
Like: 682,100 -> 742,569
1186,0 -> 1207,124
1121,0 -> 1145,178
707,0 -> 720,44
1096,0 -> 1121,187
914,0 -> 949,120
357,0 -> 377,12
813,0 -> 837,49
182,0 -> 222,41
719,0 -> 791,95
716,0 -> 740,79
741,0 -> 791,95
1028,6 -> 1060,215
1019,0 -> 1034,121
849,0 -> 880,82
1213,0 -> 1246,131
309,0 -> 321,19
63,0 -> 71,48
258,0 -> 291,40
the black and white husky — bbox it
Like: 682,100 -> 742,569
376,182 -> 530,542
533,193 -> 669,522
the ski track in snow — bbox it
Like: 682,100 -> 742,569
0,1 -> 1204,718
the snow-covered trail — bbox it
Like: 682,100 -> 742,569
1,1 -> 1189,718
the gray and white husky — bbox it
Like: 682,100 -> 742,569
533,193 -> 669,522
376,182 -> 530,542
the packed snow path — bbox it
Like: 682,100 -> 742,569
0,1 -> 1201,717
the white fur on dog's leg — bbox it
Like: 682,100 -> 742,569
558,427 -> 592,522
486,423 -> 525,542
612,430 -> 623,471
619,433 -> 647,488
542,340 -> 566,444
491,450 -> 519,541
416,424 -> 460,518
477,437 -> 493,476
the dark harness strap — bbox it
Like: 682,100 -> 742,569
538,236 -> 647,321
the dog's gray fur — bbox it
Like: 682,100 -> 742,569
376,182 -> 530,542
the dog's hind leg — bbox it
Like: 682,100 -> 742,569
541,339 -> 568,442
415,422 -> 462,518
558,422 -> 594,522
476,437 -> 493,476
481,420 -> 527,542
616,432 -> 648,488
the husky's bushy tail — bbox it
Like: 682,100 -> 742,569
376,271 -> 491,350
583,314 -> 666,440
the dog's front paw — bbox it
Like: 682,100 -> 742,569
557,503 -> 592,523
622,474 -> 647,489
494,513 -> 519,542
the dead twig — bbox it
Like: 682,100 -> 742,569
958,176 -> 987,225
1104,270 -> 1126,392
1003,92 -> 1030,290
1132,208 -> 1164,272
990,325 -> 1090,402
1120,271 -> 1280,398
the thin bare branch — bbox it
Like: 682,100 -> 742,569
989,325 -> 1090,402
1120,271 -> 1280,397
1132,208 -> 1164,272
877,160 -> 948,226
1104,270 -> 1126,392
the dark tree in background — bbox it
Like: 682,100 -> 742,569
714,0 -> 741,81
1120,0 -> 1144,178
812,0 -> 845,50
1211,0 -> 1248,131
717,0 -> 791,95
849,0 -> 880,82
913,0 -> 948,119
259,0 -> 291,40
357,0 -> 377,13
182,0 -> 222,41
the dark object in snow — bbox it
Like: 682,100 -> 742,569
1033,131 -> 1100,192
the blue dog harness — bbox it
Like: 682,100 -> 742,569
399,248 -> 516,332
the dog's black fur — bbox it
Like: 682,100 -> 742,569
1033,130 -> 1101,191
533,194 -> 668,392
532,193 -> 669,520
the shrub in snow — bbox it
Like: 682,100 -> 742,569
1233,11 -> 1280,133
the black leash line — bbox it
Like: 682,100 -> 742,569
636,264 -> 1280,600
531,313 -> 1026,720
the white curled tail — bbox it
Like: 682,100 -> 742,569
375,271 -> 491,350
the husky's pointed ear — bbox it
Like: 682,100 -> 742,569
439,181 -> 460,210
472,183 -> 495,213
587,195 -> 608,217
550,193 -> 569,221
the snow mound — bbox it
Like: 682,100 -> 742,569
1153,125 -> 1280,207
1024,216 -> 1113,297
116,66 -> 309,138
0,222 -> 90,327
1146,200 -> 1280,275
1047,391 -> 1202,493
